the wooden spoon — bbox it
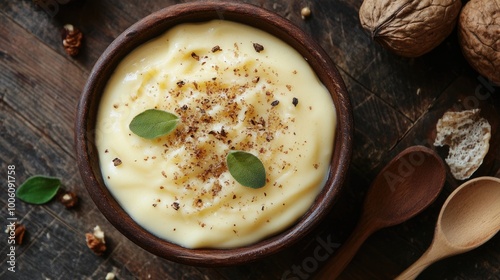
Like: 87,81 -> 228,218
395,176 -> 500,280
315,146 -> 446,279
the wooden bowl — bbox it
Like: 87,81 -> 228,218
75,1 -> 352,266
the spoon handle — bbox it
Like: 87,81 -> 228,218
314,220 -> 375,279
394,256 -> 431,280
395,243 -> 446,280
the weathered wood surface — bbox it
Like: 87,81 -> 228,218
1,0 -> 499,279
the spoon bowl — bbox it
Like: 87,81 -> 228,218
396,176 -> 500,279
441,177 -> 500,249
315,146 -> 446,279
364,146 -> 447,227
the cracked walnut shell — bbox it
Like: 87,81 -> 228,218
359,0 -> 462,57
458,0 -> 500,85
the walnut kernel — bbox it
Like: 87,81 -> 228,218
62,24 -> 83,56
112,158 -> 122,166
253,43 -> 264,53
15,223 -> 26,245
59,191 -> 78,208
85,225 -> 106,255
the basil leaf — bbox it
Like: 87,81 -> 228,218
17,175 -> 61,204
129,109 -> 179,139
226,150 -> 266,189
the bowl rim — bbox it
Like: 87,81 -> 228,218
75,1 -> 352,266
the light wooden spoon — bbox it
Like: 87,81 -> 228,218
396,176 -> 500,280
314,146 -> 446,279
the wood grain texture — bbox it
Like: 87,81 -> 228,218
1,0 -> 499,279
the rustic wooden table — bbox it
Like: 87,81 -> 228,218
1,0 -> 499,279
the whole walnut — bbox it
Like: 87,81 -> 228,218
359,0 -> 462,57
458,0 -> 500,85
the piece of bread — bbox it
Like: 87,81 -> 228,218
434,109 -> 491,180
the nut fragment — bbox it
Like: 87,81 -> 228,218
211,45 -> 222,52
15,223 -> 26,245
434,109 -> 491,180
253,43 -> 264,53
359,0 -> 462,57
85,225 -> 106,255
171,201 -> 180,210
62,24 -> 83,56
191,52 -> 200,61
458,0 -> 500,85
301,7 -> 311,19
59,191 -> 78,208
112,158 -> 122,166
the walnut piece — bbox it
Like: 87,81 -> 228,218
458,0 -> 500,85
253,43 -> 264,53
359,0 -> 462,57
62,24 -> 83,56
9,223 -> 26,245
112,158 -> 122,166
15,223 -> 26,245
434,109 -> 491,180
59,191 -> 78,208
85,225 -> 106,255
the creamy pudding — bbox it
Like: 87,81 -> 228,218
95,20 -> 336,248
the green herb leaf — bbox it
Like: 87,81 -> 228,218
129,109 -> 179,139
17,175 -> 61,204
226,150 -> 266,189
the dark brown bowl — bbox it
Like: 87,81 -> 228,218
75,1 -> 352,266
